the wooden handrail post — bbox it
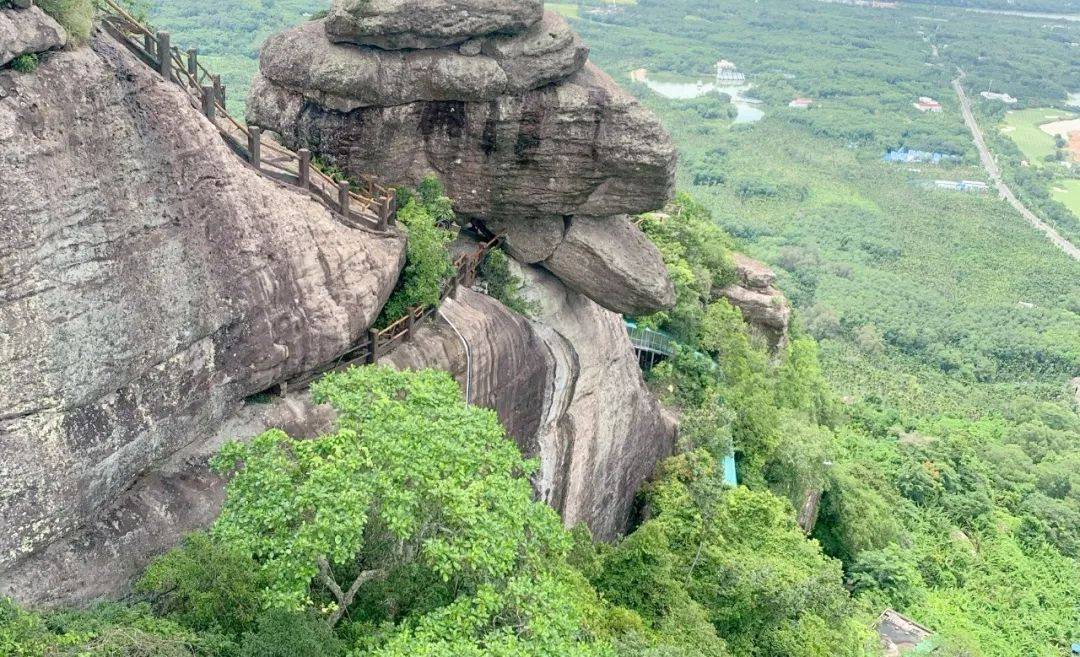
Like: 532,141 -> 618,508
376,198 -> 388,231
143,33 -> 154,57
156,31 -> 171,81
338,181 -> 351,216
298,149 -> 311,189
201,85 -> 216,119
212,75 -> 223,104
387,194 -> 397,226
248,126 -> 262,169
367,329 -> 380,364
187,48 -> 198,86
449,277 -> 459,300
405,312 -> 415,341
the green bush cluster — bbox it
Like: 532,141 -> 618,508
36,0 -> 92,44
376,177 -> 455,327
478,248 -> 537,317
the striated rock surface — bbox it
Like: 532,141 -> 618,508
544,215 -> 676,316
0,4 -> 67,68
516,265 -> 678,536
260,13 -> 587,112
2,278 -> 674,604
0,33 -> 405,579
250,63 -> 674,226
716,254 -> 791,350
326,0 -> 544,50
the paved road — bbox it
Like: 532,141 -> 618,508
952,73 -> 1080,262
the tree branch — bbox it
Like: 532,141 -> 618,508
318,557 -> 386,627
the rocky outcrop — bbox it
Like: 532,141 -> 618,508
2,276 -> 675,604
261,14 -> 587,112
0,3 -> 67,68
250,63 -> 673,229
0,33 -> 405,576
716,254 -> 791,350
326,0 -> 544,50
249,6 -> 677,316
544,215 -> 675,316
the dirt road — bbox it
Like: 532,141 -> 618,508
952,73 -> 1080,262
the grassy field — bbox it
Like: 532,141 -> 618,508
1052,178 -> 1080,216
1001,108 -> 1077,164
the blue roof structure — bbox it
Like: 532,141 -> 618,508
723,453 -> 739,486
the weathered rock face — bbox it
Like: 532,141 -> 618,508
544,215 -> 676,316
515,265 -> 678,536
249,6 -> 677,316
261,14 -> 587,112
0,4 -> 67,68
2,277 -> 674,604
715,254 -> 791,350
250,63 -> 674,226
0,34 -> 405,577
326,0 -> 544,50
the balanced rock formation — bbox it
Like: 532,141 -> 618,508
0,2 -> 67,68
0,31 -> 405,578
249,5 -> 676,316
326,0 -> 544,50
716,254 -> 791,350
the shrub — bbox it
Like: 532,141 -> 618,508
36,0 -> 93,44
10,54 -> 38,73
479,248 -> 537,316
136,532 -> 269,636
238,609 -> 344,657
377,178 -> 455,326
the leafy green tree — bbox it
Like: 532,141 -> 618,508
211,366 -> 577,632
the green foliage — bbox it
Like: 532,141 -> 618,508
136,532 -> 269,636
478,248 -> 537,316
36,0 -> 92,43
0,599 -> 230,657
238,609 -> 344,657
9,54 -> 38,73
377,178 -> 455,327
596,453 -> 874,657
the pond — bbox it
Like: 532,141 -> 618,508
636,72 -> 765,124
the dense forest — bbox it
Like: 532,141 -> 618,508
3,1 -> 1079,656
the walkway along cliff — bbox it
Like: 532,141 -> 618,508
0,0 -> 680,604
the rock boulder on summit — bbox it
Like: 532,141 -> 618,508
259,13 -> 587,112
326,0 -> 544,50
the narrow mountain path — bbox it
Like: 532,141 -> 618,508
952,71 -> 1080,261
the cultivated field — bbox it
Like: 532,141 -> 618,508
1001,108 -> 1076,163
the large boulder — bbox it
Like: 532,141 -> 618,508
715,254 -> 791,350
0,32 -> 405,577
260,13 -> 587,112
0,4 -> 67,68
325,0 -> 544,50
543,215 -> 676,316
249,61 -> 676,228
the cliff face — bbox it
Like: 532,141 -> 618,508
1,1 -> 681,604
0,31 -> 405,575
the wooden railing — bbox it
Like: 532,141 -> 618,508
94,0 -> 397,233
278,235 -> 502,391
